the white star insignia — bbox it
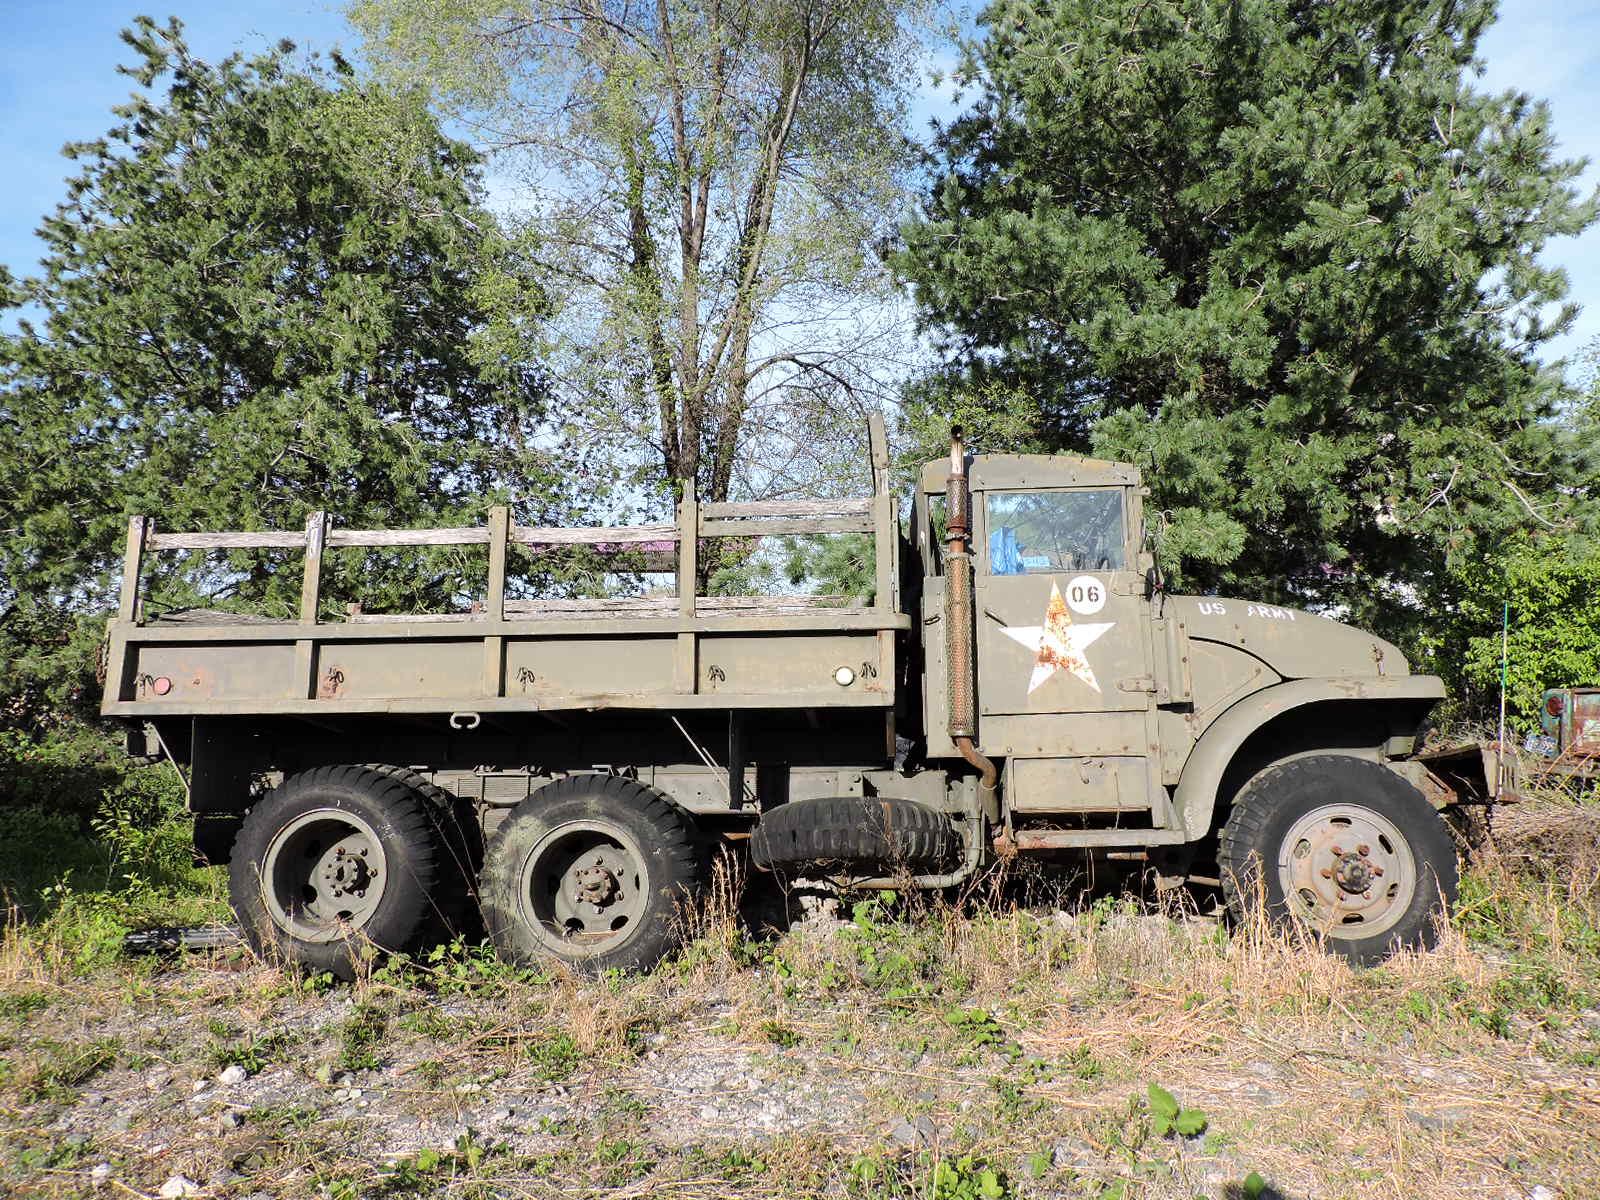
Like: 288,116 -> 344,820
1000,581 -> 1114,694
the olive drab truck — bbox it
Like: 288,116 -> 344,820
100,420 -> 1499,976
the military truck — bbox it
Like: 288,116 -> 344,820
101,419 -> 1496,975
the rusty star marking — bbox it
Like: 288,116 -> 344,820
1000,581 -> 1114,694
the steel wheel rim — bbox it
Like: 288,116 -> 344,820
262,808 -> 388,943
516,820 -> 649,957
1277,803 -> 1417,939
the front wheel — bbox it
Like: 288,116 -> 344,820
479,776 -> 700,973
1219,754 -> 1458,965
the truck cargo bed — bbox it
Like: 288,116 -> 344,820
102,422 -> 904,720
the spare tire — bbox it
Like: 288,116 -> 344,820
751,796 -> 959,870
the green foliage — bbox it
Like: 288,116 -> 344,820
19,1037 -> 121,1102
206,1020 -> 295,1073
1454,865 -> 1600,963
900,377 -> 1051,467
384,1130 -> 495,1193
900,0 -> 1599,664
758,1020 -> 800,1049
930,1154 -> 1009,1200
945,1006 -> 1007,1050
1145,1082 -> 1208,1137
837,892 -> 941,998
780,534 -> 877,602
0,720 -> 221,961
523,1030 -> 581,1082
0,16 -> 563,717
339,1004 -> 389,1072
1451,538 -> 1600,725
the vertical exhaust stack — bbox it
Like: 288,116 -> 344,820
943,429 -> 998,810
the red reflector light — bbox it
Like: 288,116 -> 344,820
1546,694 -> 1565,717
152,676 -> 172,696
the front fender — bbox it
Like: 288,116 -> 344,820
1172,676 -> 1447,839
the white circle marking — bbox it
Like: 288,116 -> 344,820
1064,575 -> 1107,616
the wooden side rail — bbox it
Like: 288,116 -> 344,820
116,414 -> 900,634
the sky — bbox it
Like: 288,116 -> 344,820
2,0 -> 1597,376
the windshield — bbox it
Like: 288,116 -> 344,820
985,490 -> 1125,575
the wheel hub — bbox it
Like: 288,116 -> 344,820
1279,804 -> 1417,939
573,860 -> 619,906
1331,850 -> 1376,895
261,809 -> 389,943
320,845 -> 376,899
517,821 -> 648,955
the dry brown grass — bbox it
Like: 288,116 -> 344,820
3,798 -> 1599,1199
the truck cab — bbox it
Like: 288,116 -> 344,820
907,446 -> 1446,842
1535,686 -> 1600,777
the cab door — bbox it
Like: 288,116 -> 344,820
973,488 -> 1163,826
975,487 -> 1151,719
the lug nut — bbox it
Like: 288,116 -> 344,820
1320,868 -> 1333,879
1330,845 -> 1343,855
1372,866 -> 1384,877
1357,844 -> 1371,856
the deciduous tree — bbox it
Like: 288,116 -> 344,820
351,0 -> 928,518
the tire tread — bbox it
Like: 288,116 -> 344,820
750,795 -> 959,869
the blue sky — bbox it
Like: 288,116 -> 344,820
3,1 -> 1597,375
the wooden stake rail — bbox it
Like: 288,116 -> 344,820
118,415 -> 895,630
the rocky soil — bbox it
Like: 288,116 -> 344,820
5,905 -> 1599,1199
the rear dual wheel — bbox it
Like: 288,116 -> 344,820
231,768 -> 702,977
479,776 -> 700,974
229,765 -> 442,978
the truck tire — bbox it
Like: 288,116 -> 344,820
1219,754 -> 1458,965
479,775 -> 699,974
750,796 -> 960,870
363,764 -> 484,945
229,765 -> 440,979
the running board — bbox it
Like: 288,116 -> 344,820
998,828 -> 1186,851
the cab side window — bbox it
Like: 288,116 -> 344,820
985,490 -> 1125,575
926,494 -> 948,576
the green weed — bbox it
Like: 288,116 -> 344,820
1146,1082 -> 1207,1137
338,1003 -> 388,1071
18,1036 -> 120,1102
524,1029 -> 581,1082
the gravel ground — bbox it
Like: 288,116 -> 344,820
6,907 -> 1599,1199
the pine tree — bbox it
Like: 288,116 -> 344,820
899,0 -> 1598,647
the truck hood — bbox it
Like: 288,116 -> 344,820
1167,595 -> 1409,680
